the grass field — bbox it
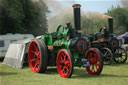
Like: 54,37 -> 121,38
0,58 -> 128,85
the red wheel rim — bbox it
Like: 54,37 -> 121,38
86,49 -> 101,75
28,41 -> 41,72
77,40 -> 87,52
57,50 -> 71,78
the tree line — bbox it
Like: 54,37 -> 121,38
82,5 -> 128,35
0,0 -> 128,36
0,0 -> 48,36
106,6 -> 128,34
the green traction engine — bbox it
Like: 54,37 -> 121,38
28,4 -> 103,78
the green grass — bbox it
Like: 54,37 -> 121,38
0,59 -> 128,85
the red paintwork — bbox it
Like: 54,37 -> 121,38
28,40 -> 41,73
111,40 -> 118,48
77,40 -> 87,52
85,49 -> 101,75
57,50 -> 71,78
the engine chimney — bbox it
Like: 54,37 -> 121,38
108,18 -> 113,33
72,4 -> 81,30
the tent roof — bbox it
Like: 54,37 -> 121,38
117,32 -> 128,39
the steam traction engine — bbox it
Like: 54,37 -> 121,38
28,4 -> 103,78
88,18 -> 127,64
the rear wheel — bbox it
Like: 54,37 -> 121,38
28,40 -> 48,73
101,48 -> 113,65
113,47 -> 127,63
85,48 -> 103,75
57,49 -> 74,78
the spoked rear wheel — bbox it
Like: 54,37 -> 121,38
101,48 -> 113,65
113,47 -> 127,63
85,48 -> 103,75
28,40 -> 48,73
57,49 -> 74,78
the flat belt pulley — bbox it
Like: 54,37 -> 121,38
76,39 -> 88,52
109,38 -> 119,49
69,38 -> 89,53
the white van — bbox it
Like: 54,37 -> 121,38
0,33 -> 34,58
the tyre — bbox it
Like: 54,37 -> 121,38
28,39 -> 48,73
113,47 -> 127,63
101,48 -> 113,65
56,49 -> 74,78
85,48 -> 103,75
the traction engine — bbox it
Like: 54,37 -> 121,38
88,18 -> 127,64
28,4 -> 104,78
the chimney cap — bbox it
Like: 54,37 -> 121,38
108,17 -> 113,20
72,4 -> 81,8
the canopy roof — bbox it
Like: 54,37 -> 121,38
117,32 -> 128,39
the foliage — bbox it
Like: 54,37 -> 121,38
0,0 -> 48,36
81,15 -> 107,34
48,10 -> 107,34
106,6 -> 128,34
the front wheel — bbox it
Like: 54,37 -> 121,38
56,49 -> 74,78
85,48 -> 103,75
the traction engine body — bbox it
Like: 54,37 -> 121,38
88,18 -> 127,64
41,24 -> 89,66
28,4 -> 104,78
